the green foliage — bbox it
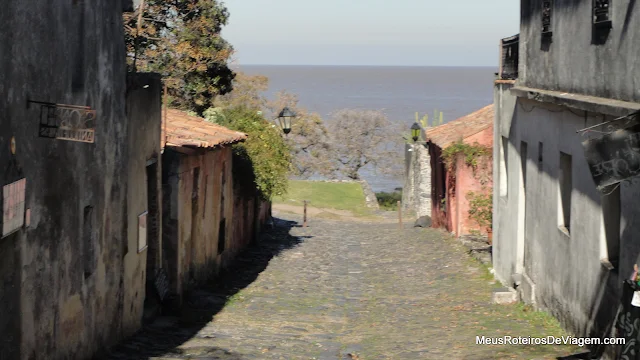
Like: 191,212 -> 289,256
212,106 -> 291,199
203,107 -> 226,124
467,190 -> 492,230
441,141 -> 491,172
125,0 -> 236,115
375,191 -> 402,210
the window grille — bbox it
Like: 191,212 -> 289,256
593,0 -> 612,28
542,0 -> 553,38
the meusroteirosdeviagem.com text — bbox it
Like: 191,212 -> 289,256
476,336 -> 625,347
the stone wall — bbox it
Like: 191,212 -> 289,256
402,144 -> 432,218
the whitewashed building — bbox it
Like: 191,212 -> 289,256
493,1 -> 640,357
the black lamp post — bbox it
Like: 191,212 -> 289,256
276,107 -> 296,135
411,122 -> 421,142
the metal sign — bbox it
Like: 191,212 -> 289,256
582,125 -> 640,190
3,179 -> 26,237
29,100 -> 96,143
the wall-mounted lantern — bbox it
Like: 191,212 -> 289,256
276,107 -> 296,135
411,122 -> 422,142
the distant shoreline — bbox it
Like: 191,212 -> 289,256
234,64 -> 497,69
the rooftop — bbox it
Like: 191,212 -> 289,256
426,104 -> 494,148
162,109 -> 247,149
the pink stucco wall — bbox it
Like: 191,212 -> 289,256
431,125 -> 493,237
451,125 -> 493,237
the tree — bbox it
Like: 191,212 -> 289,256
212,107 -> 291,199
123,0 -> 235,114
215,71 -> 269,110
328,109 -> 401,180
267,91 -> 336,179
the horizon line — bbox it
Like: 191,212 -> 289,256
231,63 -> 498,68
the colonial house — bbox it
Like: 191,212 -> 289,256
426,105 -> 494,237
161,110 -> 271,304
0,2 -> 164,359
493,1 -> 640,357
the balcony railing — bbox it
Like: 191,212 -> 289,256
499,34 -> 519,80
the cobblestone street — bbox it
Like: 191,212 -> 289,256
100,213 -> 581,360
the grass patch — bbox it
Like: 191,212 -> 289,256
274,180 -> 371,215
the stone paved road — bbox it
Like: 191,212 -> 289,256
100,214 -> 582,360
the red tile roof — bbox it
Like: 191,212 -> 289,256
426,105 -> 494,148
162,109 -> 247,149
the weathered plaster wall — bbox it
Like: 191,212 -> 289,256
163,146 -> 274,301
493,82 -> 519,286
493,87 -> 636,339
0,1 -> 140,359
520,0 -> 640,102
172,148 -> 233,297
403,144 -> 432,218
123,73 -> 162,333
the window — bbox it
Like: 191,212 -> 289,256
521,142 -> 528,189
192,167 -> 200,200
542,0 -> 553,40
601,185 -> 621,270
217,219 -> 226,254
500,137 -> 509,197
538,142 -> 543,171
558,152 -> 572,234
592,0 -> 612,44
83,206 -> 95,278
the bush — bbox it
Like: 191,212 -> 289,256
208,106 -> 292,200
467,189 -> 492,230
376,191 -> 402,210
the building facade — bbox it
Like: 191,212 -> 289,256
493,0 -> 640,356
161,110 -> 271,304
0,2 -> 163,359
427,105 -> 494,237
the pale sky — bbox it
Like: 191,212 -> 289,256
222,0 -> 520,67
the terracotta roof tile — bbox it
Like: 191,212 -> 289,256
426,105 -> 494,148
162,109 -> 247,149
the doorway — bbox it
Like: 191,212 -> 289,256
143,159 -> 161,323
517,142 -> 528,276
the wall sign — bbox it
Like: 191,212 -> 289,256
29,100 -> 96,143
582,126 -> 640,191
138,211 -> 148,253
3,179 -> 26,237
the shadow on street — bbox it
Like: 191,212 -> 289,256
96,217 -> 308,360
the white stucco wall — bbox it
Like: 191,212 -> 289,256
493,83 -> 637,339
402,143 -> 432,218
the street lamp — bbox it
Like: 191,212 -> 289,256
276,107 -> 296,135
410,122 -> 421,142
